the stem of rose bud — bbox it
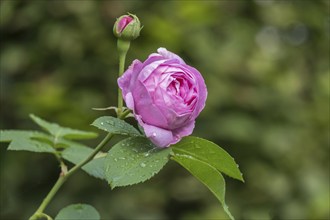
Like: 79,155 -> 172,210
29,35 -> 132,220
117,39 -> 130,116
29,133 -> 114,220
119,109 -> 132,120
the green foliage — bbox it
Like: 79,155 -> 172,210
92,116 -> 142,136
171,136 -> 242,220
172,155 -> 233,220
2,1 -> 328,219
55,204 -> 100,220
172,137 -> 243,181
0,116 -> 102,176
61,144 -> 106,179
105,137 -> 172,188
0,130 -> 55,153
30,114 -> 98,140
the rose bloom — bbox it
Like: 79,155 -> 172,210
118,48 -> 207,147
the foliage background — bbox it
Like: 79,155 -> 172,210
0,1 -> 329,219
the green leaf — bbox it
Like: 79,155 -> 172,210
172,136 -> 243,181
91,116 -> 141,137
30,114 -> 98,140
0,130 -> 48,141
105,137 -> 171,188
55,204 -> 100,220
172,155 -> 234,220
0,130 -> 55,153
61,144 -> 106,179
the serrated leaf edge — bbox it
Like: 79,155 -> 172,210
91,116 -> 141,136
108,151 -> 171,189
30,114 -> 98,140
171,154 -> 234,220
172,136 -> 244,182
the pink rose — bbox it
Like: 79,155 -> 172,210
118,48 -> 207,147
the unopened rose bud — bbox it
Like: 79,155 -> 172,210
113,13 -> 141,41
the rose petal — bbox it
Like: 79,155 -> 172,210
156,102 -> 191,129
118,59 -> 143,97
143,123 -> 174,147
124,92 -> 135,110
173,120 -> 195,139
157,47 -> 186,64
180,64 -> 207,118
143,65 -> 169,93
132,80 -> 168,128
138,60 -> 168,82
117,16 -> 133,33
135,115 -> 174,147
143,53 -> 166,66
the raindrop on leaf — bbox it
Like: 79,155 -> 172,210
195,144 -> 201,149
140,162 -> 146,168
106,121 -> 115,126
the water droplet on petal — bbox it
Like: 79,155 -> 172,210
152,132 -> 157,137
140,162 -> 146,168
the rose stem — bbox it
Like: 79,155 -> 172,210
117,39 -> 131,116
29,133 -> 114,220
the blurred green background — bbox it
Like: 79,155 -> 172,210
0,1 -> 329,219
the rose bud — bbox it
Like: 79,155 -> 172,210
118,48 -> 207,148
113,13 -> 141,41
